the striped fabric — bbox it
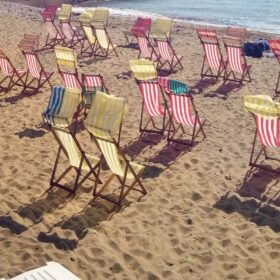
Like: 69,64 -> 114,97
25,53 -> 41,79
204,43 -> 222,69
61,72 -> 81,90
0,57 -> 12,76
138,81 -> 164,117
157,40 -> 173,62
129,59 -> 157,80
131,17 -> 151,37
226,46 -> 244,73
54,46 -> 77,70
243,95 -> 280,118
255,115 -> 280,147
82,25 -> 96,45
92,9 -> 109,26
95,29 -> 112,50
151,18 -> 173,39
269,39 -> 280,61
43,86 -> 64,123
83,74 -> 102,89
158,77 -> 188,95
84,91 -> 126,139
137,36 -> 154,58
197,28 -> 218,40
57,4 -> 72,21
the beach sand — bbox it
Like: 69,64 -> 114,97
0,1 -> 279,279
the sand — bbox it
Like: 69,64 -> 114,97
0,1 -> 279,279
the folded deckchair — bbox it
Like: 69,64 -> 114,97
124,17 -> 152,43
129,58 -> 158,81
243,95 -> 280,173
84,91 -> 146,206
268,39 -> 280,94
0,49 -> 26,92
57,4 -> 72,21
91,8 -> 109,28
158,77 -> 206,147
80,23 -> 100,57
136,34 -> 161,65
223,36 -> 252,83
82,73 -> 108,108
20,49 -> 53,93
197,28 -> 225,79
94,27 -> 118,57
155,38 -> 183,72
226,27 -> 246,43
150,18 -> 173,41
4,261 -> 80,280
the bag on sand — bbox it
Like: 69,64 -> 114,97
243,42 -> 263,58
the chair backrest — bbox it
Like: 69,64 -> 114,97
41,5 -> 57,21
81,25 -> 96,45
156,39 -> 174,60
57,4 -> 72,21
60,71 -> 81,90
158,77 -> 188,94
197,28 -> 218,41
151,18 -> 173,39
269,39 -> 280,62
138,81 -> 165,117
44,86 -> 65,120
137,35 -> 153,56
92,8 -> 109,28
24,52 -> 42,79
129,59 -> 157,81
82,74 -> 103,91
79,9 -> 95,24
131,17 -> 152,37
95,28 -> 110,49
55,46 -> 77,71
0,50 -> 13,76
226,27 -> 246,43
223,36 -> 244,73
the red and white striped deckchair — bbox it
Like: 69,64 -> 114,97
268,39 -> 280,94
0,50 -> 26,92
197,28 -> 225,80
136,35 -> 161,65
158,77 -> 206,147
60,71 -> 82,90
156,38 -> 183,72
21,50 -> 53,93
137,80 -> 169,135
60,20 -> 85,48
249,114 -> 280,173
223,36 -> 251,83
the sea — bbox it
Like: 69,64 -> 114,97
74,0 -> 280,34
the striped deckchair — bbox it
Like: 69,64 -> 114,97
226,27 -> 246,43
124,17 -> 152,43
57,4 -> 72,22
84,91 -> 146,206
49,126 -> 100,195
41,5 -> 57,22
156,38 -> 183,72
136,34 -> 161,65
223,36 -> 251,83
0,50 -> 26,92
244,95 -> 280,173
129,59 -> 158,81
21,50 -> 53,93
94,27 -> 118,57
150,18 -> 173,41
79,9 -> 95,25
158,77 -> 206,147
80,23 -> 100,56
268,39 -> 280,94
4,261 -> 80,280
82,73 -> 108,109
197,28 -> 225,79
91,8 -> 109,28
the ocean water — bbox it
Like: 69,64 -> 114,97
76,0 -> 280,34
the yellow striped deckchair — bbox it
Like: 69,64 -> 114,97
49,126 -> 100,195
95,28 -> 118,57
129,59 -> 157,81
80,24 -> 100,56
91,8 -> 109,28
84,91 -> 146,206
54,46 -> 77,71
79,9 -> 95,24
57,4 -> 72,21
150,18 -> 173,40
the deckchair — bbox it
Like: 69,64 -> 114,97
268,39 -> 280,94
84,91 -> 146,206
150,18 -> 173,41
244,95 -> 280,173
155,38 -> 183,72
4,261 -> 80,280
197,28 -> 225,79
82,73 -> 108,109
0,49 -> 26,92
223,36 -> 252,83
20,49 -> 53,93
19,34 -> 40,52
136,34 -> 161,65
80,23 -> 101,56
124,17 -> 152,43
91,8 -> 109,29
79,9 -> 95,25
94,27 -> 118,57
57,4 -> 72,22
158,77 -> 206,146
41,5 -> 57,22
54,46 -> 82,90
226,27 -> 246,43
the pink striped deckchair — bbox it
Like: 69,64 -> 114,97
0,50 -> 26,92
60,20 -> 85,48
136,35 -> 161,65
223,36 -> 251,83
156,38 -> 183,72
197,28 -> 225,79
137,80 -> 169,135
226,27 -> 246,43
268,39 -> 280,94
158,77 -> 206,147
60,71 -> 82,90
21,50 -> 53,93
